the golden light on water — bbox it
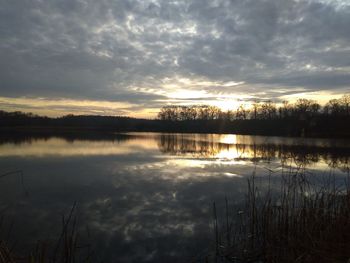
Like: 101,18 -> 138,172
0,138 -> 158,157
219,134 -> 237,145
215,149 -> 241,160
0,134 -> 345,174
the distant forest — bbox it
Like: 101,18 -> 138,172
1,95 -> 350,138
158,95 -> 350,121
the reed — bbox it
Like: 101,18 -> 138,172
0,202 -> 95,263
208,168 -> 350,262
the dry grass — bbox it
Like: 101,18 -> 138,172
0,202 -> 95,263
208,169 -> 350,263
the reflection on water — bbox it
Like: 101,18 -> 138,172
157,134 -> 350,172
0,137 -> 157,157
2,133 -> 350,170
0,132 -> 349,262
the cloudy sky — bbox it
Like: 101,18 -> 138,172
0,0 -> 349,117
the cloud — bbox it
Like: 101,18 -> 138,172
0,0 -> 349,116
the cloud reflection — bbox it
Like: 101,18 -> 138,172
0,133 -> 349,262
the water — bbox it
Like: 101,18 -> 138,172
0,132 -> 349,262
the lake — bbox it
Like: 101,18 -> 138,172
0,132 -> 349,262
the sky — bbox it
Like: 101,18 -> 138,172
0,0 -> 350,118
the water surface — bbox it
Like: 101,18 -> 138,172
0,133 -> 349,262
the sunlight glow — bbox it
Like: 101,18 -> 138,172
216,149 -> 241,160
0,138 -> 158,157
0,96 -> 149,117
220,135 -> 238,145
280,91 -> 343,105
212,100 -> 242,111
167,89 -> 207,99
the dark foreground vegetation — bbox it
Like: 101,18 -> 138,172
1,95 -> 350,138
205,170 -> 350,263
0,202 -> 96,263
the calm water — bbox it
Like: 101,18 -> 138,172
0,133 -> 349,262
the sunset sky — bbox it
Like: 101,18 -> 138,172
1,0 -> 349,118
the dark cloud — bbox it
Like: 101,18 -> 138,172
0,0 -> 349,111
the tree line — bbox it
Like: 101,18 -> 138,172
1,94 -> 350,138
157,94 -> 350,121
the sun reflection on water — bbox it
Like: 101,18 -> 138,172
0,133 -> 349,173
219,134 -> 237,145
